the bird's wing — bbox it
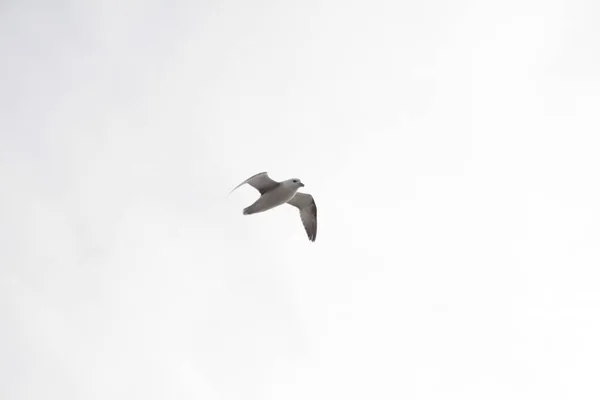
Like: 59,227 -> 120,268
229,172 -> 279,195
287,192 -> 317,242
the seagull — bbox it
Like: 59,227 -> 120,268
230,171 -> 317,242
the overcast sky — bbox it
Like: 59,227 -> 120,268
1,0 -> 599,399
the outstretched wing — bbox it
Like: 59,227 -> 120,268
229,172 -> 280,195
287,192 -> 317,242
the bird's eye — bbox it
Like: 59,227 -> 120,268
293,180 -> 298,183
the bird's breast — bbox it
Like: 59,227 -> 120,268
253,186 -> 297,212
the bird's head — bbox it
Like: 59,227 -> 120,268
285,178 -> 305,189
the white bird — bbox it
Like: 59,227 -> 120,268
230,172 -> 317,242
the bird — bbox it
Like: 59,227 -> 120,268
229,171 -> 317,242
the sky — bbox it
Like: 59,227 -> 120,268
1,0 -> 599,399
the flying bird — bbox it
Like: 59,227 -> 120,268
230,171 -> 317,242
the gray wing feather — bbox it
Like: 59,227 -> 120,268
229,172 -> 279,195
287,192 -> 317,242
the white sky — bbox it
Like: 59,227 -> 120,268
1,0 -> 600,399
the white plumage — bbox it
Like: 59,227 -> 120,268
230,172 -> 317,242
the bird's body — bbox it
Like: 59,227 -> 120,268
230,171 -> 318,241
243,182 -> 300,215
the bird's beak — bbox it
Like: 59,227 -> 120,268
300,183 -> 305,187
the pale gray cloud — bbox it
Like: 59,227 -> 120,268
2,0 -> 600,399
